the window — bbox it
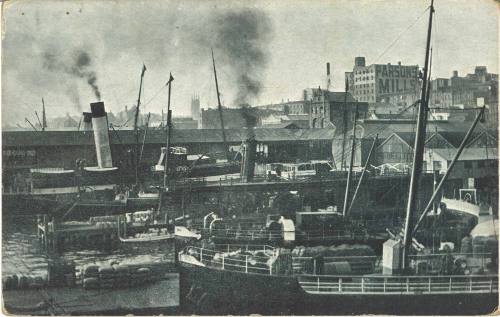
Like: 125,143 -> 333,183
433,161 -> 442,171
464,161 -> 472,169
478,161 -> 485,168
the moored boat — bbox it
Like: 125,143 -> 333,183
178,243 -> 498,315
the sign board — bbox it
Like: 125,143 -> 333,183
376,64 -> 419,95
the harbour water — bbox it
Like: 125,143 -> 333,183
2,214 -> 174,279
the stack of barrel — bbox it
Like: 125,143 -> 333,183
3,274 -> 46,290
82,265 -> 100,289
98,265 -> 129,288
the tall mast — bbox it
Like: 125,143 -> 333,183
163,73 -> 174,190
35,111 -> 43,130
134,64 -> 147,186
340,78 -> 349,170
402,0 -> 434,270
342,103 -> 358,217
211,49 -> 228,151
42,98 -> 47,131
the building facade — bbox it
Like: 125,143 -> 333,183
345,56 -> 420,104
305,88 -> 368,129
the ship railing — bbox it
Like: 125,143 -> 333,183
298,274 -> 498,294
292,253 -> 495,276
211,244 -> 276,252
209,228 -> 284,240
295,230 -> 370,241
183,245 -> 275,275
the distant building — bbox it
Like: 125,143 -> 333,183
331,119 -> 497,172
63,113 -> 78,128
304,88 -> 368,129
191,95 -> 201,123
172,117 -> 198,129
345,56 -> 420,104
257,100 -> 310,115
260,113 -> 309,128
424,147 -> 498,182
200,107 -> 259,129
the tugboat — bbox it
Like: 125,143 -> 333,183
177,2 -> 498,314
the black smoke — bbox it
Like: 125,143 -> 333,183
42,49 -> 101,101
210,9 -> 273,105
73,51 -> 101,100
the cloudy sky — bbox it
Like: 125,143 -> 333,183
2,0 -> 498,126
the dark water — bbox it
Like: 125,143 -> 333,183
2,215 -> 173,280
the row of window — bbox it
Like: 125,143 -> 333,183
354,69 -> 374,75
355,83 -> 375,88
355,75 -> 375,82
357,96 -> 375,101
355,89 -> 374,95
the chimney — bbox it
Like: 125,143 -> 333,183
82,112 -> 92,131
355,57 -> 366,67
90,102 -> 113,168
453,70 -> 458,77
326,62 -> 332,91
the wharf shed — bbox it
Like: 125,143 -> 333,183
2,128 -> 336,173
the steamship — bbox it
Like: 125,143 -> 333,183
177,2 -> 499,314
2,102 -> 136,218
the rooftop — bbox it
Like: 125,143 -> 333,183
430,147 -> 498,161
2,128 -> 337,147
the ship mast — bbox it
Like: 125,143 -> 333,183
134,64 -> 147,186
340,78 -> 349,170
42,98 -> 47,131
211,49 -> 228,154
402,0 -> 434,270
342,103 -> 358,217
163,73 -> 174,190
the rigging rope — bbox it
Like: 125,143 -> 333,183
374,6 -> 430,64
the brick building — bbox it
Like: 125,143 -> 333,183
304,88 -> 368,129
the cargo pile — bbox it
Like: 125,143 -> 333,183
82,259 -> 168,290
2,275 -> 47,290
292,244 -> 376,275
89,215 -> 120,229
292,244 -> 375,257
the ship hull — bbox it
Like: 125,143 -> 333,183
179,263 -> 498,315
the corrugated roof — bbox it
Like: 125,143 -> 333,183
2,128 -> 336,147
357,120 -> 494,141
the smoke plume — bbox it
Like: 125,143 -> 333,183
42,49 -> 101,101
210,9 -> 273,105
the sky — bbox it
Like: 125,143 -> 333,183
1,0 -> 498,126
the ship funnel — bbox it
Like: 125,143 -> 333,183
82,112 -> 92,131
241,133 -> 257,183
90,102 -> 113,168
